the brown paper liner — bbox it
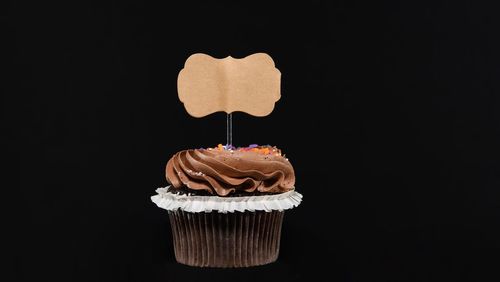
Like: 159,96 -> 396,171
167,210 -> 285,268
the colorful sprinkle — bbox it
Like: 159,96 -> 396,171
206,144 -> 282,156
224,144 -> 236,150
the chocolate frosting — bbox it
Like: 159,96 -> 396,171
166,148 -> 295,196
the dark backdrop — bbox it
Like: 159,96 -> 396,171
4,1 -> 500,281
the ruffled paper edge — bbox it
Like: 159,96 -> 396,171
151,186 -> 303,213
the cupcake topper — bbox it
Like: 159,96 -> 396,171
178,53 -> 281,146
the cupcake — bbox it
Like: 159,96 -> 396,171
151,144 -> 302,267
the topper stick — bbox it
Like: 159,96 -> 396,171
226,113 -> 233,147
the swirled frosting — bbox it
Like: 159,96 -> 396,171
165,145 -> 295,196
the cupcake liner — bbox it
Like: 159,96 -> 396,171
168,209 -> 284,267
151,186 -> 302,213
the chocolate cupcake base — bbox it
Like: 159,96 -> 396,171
168,210 -> 284,268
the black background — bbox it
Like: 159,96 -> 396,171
4,1 -> 500,281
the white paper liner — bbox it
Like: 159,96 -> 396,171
151,186 -> 302,213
